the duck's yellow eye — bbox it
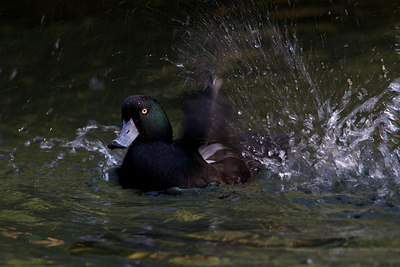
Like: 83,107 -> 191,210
141,108 -> 148,115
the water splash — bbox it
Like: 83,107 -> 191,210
24,121 -> 122,181
172,2 -> 400,195
65,121 -> 122,181
288,79 -> 400,195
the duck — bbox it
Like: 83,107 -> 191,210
108,75 -> 251,191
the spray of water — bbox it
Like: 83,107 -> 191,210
24,121 -> 122,182
171,2 -> 400,195
65,122 -> 123,181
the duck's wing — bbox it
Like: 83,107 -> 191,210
199,142 -> 250,184
179,74 -> 251,184
179,74 -> 232,147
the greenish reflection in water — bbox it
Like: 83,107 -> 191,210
1,1 -> 400,265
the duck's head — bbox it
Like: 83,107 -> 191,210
108,95 -> 173,149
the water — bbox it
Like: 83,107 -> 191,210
1,1 -> 400,265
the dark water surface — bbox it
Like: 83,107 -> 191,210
1,1 -> 400,265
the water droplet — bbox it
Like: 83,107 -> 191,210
46,108 -> 54,115
89,77 -> 104,90
9,69 -> 17,81
347,78 -> 353,86
55,38 -> 60,49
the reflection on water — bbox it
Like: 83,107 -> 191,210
1,0 -> 400,265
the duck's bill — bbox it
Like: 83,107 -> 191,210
108,119 -> 139,149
